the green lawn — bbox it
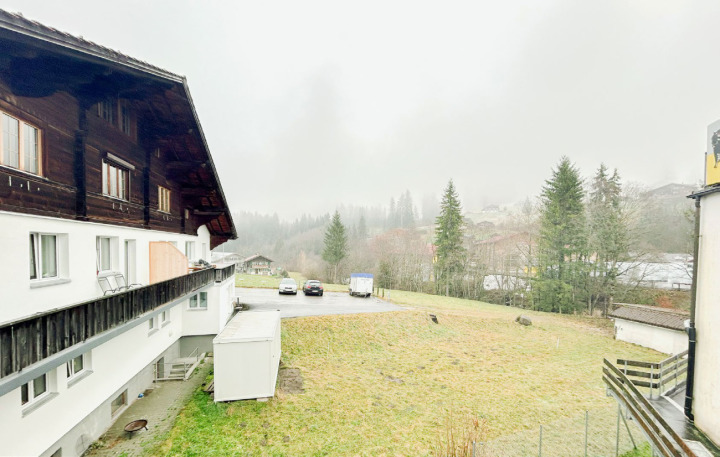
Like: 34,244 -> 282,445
147,291 -> 659,456
235,272 -> 348,293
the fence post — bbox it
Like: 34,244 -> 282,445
584,410 -> 588,457
472,441 -> 476,457
615,404 -> 621,457
538,425 -> 543,457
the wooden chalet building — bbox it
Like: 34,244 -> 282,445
241,253 -> 274,275
0,10 -> 238,457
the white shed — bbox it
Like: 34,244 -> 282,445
212,310 -> 281,402
609,304 -> 688,355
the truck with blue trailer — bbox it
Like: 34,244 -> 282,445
349,273 -> 374,298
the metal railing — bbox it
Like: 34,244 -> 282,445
602,359 -> 697,457
0,269 -> 219,379
153,348 -> 201,382
616,350 -> 689,399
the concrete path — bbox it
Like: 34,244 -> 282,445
85,358 -> 213,457
235,287 -> 405,318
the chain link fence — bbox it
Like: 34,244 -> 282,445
443,407 -> 648,457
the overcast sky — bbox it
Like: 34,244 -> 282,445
4,0 -> 719,219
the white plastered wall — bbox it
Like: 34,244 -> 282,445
0,211 -> 211,324
694,191 -> 720,445
613,319 -> 687,355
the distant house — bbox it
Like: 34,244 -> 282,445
211,252 -> 244,271
609,304 -> 688,355
615,254 -> 693,290
241,254 -> 274,275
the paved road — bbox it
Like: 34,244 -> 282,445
235,287 -> 405,318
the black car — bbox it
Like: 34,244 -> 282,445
302,280 -> 324,296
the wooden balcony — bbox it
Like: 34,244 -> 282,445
0,264 -> 235,379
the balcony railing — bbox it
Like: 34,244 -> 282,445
0,268 -> 218,379
214,264 -> 235,283
602,359 -> 697,457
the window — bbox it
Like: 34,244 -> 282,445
96,237 -> 112,272
1,111 -> 40,175
102,160 -> 129,200
189,291 -> 207,309
158,186 -> 170,213
185,242 -> 195,261
159,311 -> 167,325
66,354 -> 87,379
148,317 -> 156,331
29,233 -> 57,280
98,99 -> 114,124
21,373 -> 48,406
120,102 -> 131,135
111,390 -> 127,416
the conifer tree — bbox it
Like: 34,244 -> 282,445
322,211 -> 348,284
434,180 -> 465,295
587,164 -> 628,315
535,157 -> 586,312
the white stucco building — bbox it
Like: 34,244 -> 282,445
684,118 -> 720,448
609,304 -> 688,355
0,10 -> 239,457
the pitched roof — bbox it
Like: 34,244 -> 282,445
609,304 -> 688,331
0,10 -> 179,81
243,254 -> 274,263
0,9 -> 237,246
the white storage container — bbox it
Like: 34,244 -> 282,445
212,310 -> 281,402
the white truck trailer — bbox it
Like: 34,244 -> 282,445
349,273 -> 374,297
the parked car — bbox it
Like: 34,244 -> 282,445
302,280 -> 324,296
278,278 -> 298,295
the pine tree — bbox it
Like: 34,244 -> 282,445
434,180 -> 465,296
535,157 -> 587,313
587,164 -> 628,315
322,211 -> 348,284
357,214 -> 368,239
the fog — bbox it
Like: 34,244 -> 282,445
6,0 -> 719,219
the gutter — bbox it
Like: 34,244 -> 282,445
684,195 -> 701,421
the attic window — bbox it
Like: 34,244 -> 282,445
98,99 -> 114,124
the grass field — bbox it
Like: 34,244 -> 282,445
147,290 -> 660,456
235,273 -> 347,292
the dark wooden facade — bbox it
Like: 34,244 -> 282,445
0,11 -> 235,247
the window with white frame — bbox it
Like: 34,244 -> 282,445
96,237 -> 113,273
148,316 -> 156,332
189,291 -> 207,309
159,310 -> 168,325
102,160 -> 129,200
21,373 -> 49,406
66,353 -> 88,380
158,186 -> 170,213
185,241 -> 195,261
29,233 -> 57,280
1,111 -> 40,175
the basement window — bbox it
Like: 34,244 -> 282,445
110,390 -> 127,416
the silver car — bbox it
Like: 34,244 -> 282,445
278,278 -> 298,295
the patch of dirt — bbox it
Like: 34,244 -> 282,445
278,367 -> 305,394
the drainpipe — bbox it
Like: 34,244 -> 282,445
684,196 -> 700,421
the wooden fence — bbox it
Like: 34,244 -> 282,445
602,359 -> 697,457
0,268 -> 217,379
616,350 -> 689,398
